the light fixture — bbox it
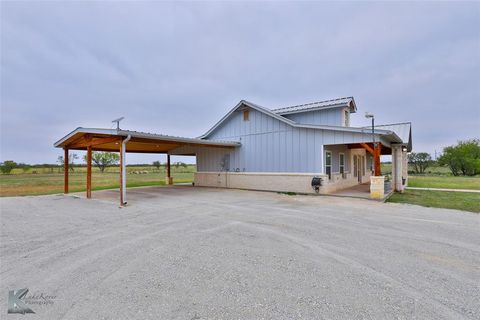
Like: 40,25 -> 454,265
402,146 -> 408,152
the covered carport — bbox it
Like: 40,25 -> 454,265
54,127 -> 240,206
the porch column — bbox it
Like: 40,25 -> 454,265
402,149 -> 409,187
374,143 -> 381,176
166,154 -> 173,185
392,145 -> 404,192
64,148 -> 69,194
86,145 -> 92,198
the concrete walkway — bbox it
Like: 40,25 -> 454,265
406,187 -> 480,193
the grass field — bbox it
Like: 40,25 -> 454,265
2,163 -> 480,213
407,175 -> 480,190
0,165 -> 195,197
388,189 -> 480,213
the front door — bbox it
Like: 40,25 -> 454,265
353,155 -> 363,183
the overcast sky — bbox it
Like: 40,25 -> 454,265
1,1 -> 479,164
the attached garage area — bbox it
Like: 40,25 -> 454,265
54,127 -> 240,206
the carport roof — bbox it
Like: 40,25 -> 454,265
54,127 -> 240,153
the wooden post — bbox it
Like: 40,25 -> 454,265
374,143 -> 381,176
64,148 -> 69,194
166,154 -> 172,185
86,145 -> 92,198
167,154 -> 171,177
120,141 -> 124,206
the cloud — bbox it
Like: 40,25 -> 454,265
1,1 -> 479,163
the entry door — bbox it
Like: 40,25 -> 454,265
354,155 -> 362,183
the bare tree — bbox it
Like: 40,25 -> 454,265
57,153 -> 79,172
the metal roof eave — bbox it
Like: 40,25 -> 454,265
272,97 -> 357,115
54,127 -> 241,149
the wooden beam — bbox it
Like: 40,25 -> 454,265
360,143 -> 375,155
64,148 -> 69,194
68,136 -> 121,149
86,145 -> 92,198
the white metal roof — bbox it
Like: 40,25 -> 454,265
54,127 -> 241,149
271,97 -> 356,115
365,122 -> 412,151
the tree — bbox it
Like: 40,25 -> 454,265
408,152 -> 432,174
438,139 -> 480,176
83,152 -> 119,173
153,161 -> 161,170
0,160 -> 17,174
57,153 -> 79,172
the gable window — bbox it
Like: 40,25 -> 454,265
339,153 -> 345,177
325,151 -> 332,179
243,110 -> 250,121
344,109 -> 350,127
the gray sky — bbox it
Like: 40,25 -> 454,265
1,1 -> 479,164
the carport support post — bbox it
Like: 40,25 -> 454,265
86,146 -> 92,199
166,154 -> 173,185
119,135 -> 130,206
64,148 -> 69,194
120,141 -> 124,206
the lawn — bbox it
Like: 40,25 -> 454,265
387,189 -> 480,213
0,165 -> 195,197
408,175 -> 480,190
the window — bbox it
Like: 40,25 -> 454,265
339,153 -> 345,176
325,151 -> 332,179
243,110 -> 249,121
344,109 -> 350,127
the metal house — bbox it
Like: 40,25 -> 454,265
55,97 -> 412,205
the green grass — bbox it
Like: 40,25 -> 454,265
381,163 -> 452,175
408,175 -> 480,190
0,165 -> 195,197
387,189 -> 480,213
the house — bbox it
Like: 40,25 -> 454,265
171,97 -> 412,195
54,97 -> 412,205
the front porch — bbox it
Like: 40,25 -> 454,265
330,181 -> 393,200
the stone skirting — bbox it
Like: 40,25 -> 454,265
194,172 -> 361,195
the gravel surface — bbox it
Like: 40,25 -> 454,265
1,186 -> 479,319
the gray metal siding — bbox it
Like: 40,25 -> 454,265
172,108 -> 380,173
283,108 -> 344,126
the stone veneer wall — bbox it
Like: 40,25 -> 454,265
194,172 -> 360,195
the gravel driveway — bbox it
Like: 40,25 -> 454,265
1,186 -> 479,319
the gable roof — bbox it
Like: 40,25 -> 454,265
371,122 -> 412,151
199,100 -> 297,139
199,100 -> 400,141
271,97 -> 357,115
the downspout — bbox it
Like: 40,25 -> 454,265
121,135 -> 131,205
